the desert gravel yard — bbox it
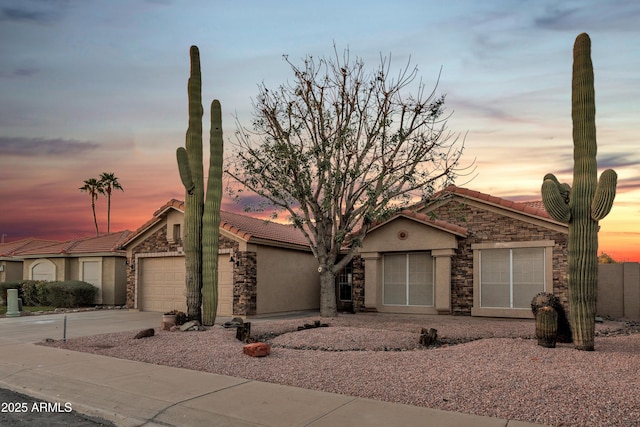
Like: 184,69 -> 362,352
40,313 -> 640,427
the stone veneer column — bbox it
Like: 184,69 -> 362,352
233,251 -> 257,316
432,248 -> 455,314
350,255 -> 365,312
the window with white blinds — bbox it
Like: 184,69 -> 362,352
479,247 -> 545,308
383,252 -> 434,306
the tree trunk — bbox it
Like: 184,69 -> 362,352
106,194 -> 111,234
91,197 -> 99,236
319,268 -> 337,317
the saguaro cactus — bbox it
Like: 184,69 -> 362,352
541,33 -> 617,351
177,46 -> 224,326
201,100 -> 224,326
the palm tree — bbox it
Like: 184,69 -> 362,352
79,178 -> 104,236
99,172 -> 124,234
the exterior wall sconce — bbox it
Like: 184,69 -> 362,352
229,256 -> 241,268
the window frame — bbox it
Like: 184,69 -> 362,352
382,251 -> 435,307
471,240 -> 555,318
478,247 -> 545,309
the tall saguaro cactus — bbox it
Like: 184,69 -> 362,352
176,46 -> 224,326
201,100 -> 224,326
541,33 -> 617,351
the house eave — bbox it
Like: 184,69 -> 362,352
16,251 -> 126,259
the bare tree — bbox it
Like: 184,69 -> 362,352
227,48 -> 470,317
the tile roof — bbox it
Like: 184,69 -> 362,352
220,211 -> 310,247
8,231 -> 131,257
436,185 -> 555,222
521,200 -> 546,210
368,210 -> 468,237
0,238 -> 61,257
122,199 -> 310,249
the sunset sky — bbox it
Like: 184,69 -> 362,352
1,0 -> 638,261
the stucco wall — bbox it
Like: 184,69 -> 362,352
100,256 -> 127,305
23,258 -> 67,281
360,217 -> 459,315
364,217 -> 459,252
0,260 -> 23,282
255,245 -> 320,314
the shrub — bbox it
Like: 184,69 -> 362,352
46,281 -> 97,308
0,280 -> 52,306
36,281 -> 50,306
19,280 -> 49,306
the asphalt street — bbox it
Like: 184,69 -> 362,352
0,387 -> 116,426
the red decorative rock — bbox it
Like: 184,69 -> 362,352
243,342 -> 271,357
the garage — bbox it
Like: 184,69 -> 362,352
138,254 -> 232,315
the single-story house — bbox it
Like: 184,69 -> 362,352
120,199 -> 320,315
0,232 -> 131,305
123,186 -> 568,319
1,239 -> 58,283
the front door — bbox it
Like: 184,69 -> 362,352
336,263 -> 354,313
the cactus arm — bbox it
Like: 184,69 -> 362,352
541,175 -> 571,223
176,146 -> 195,194
591,169 -> 617,220
201,99 -> 224,326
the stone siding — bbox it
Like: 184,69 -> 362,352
233,251 -> 257,315
351,255 -> 365,312
429,201 -> 568,315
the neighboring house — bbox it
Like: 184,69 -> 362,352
0,239 -> 59,283
356,186 -> 569,318
0,232 -> 131,305
120,200 -> 320,316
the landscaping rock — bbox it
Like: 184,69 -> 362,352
224,317 -> 244,328
243,342 -> 271,357
179,320 -> 201,331
133,328 -> 155,339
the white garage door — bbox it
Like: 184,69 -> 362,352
139,255 -> 232,315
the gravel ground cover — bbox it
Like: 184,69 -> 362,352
39,313 -> 640,427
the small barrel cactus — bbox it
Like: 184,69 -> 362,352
531,292 -> 572,343
536,306 -> 558,348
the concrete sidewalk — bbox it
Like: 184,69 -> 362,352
0,311 -> 546,427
